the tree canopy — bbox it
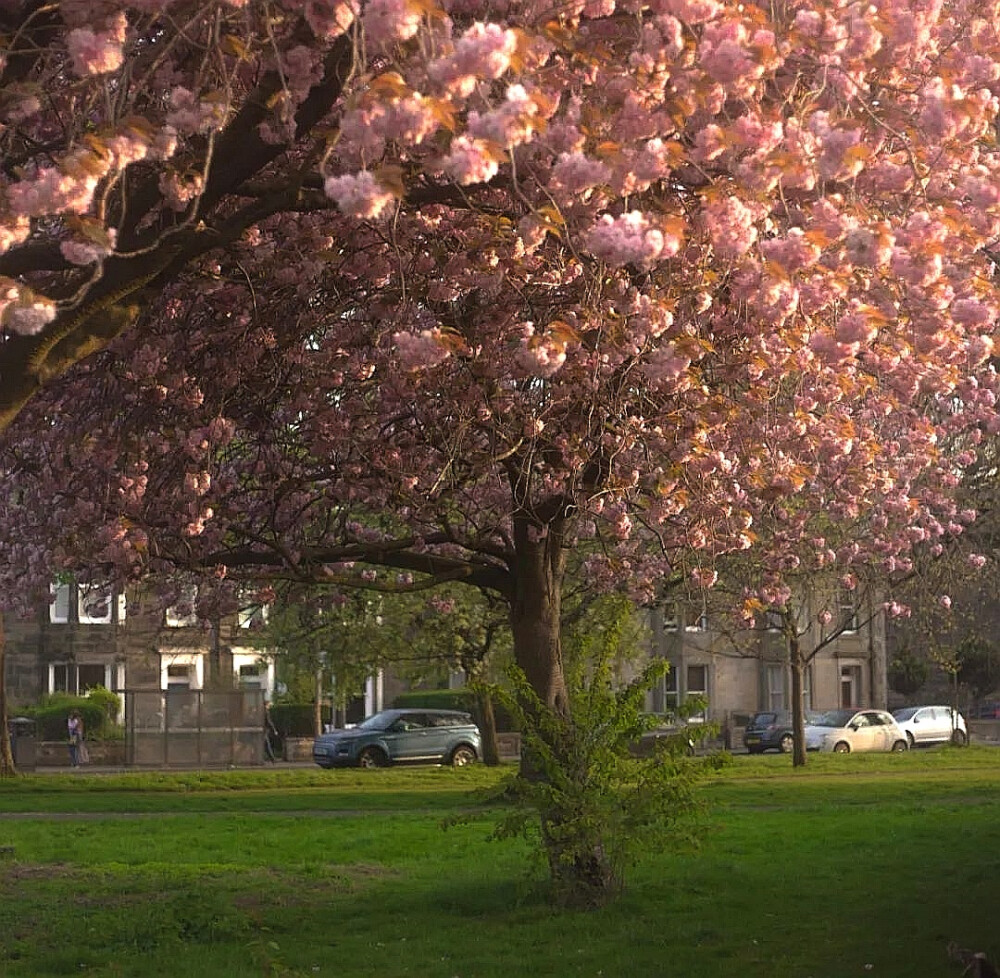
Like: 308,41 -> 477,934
2,0 -> 1000,711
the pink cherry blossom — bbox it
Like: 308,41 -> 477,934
690,567 -> 718,588
66,28 -> 124,77
583,212 -> 683,268
468,86 -> 542,148
549,153 -> 612,195
5,298 -> 57,336
659,0 -> 722,25
363,0 -> 422,47
441,137 -> 501,185
324,172 -> 397,219
305,0 -> 357,39
429,23 -> 519,95
0,216 -> 30,256
702,196 -> 759,259
393,329 -> 452,370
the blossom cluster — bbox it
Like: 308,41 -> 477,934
65,12 -> 127,77
324,172 -> 397,219
393,329 -> 452,370
583,212 -> 683,268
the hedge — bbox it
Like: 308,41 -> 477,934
269,703 -> 332,739
23,691 -> 119,741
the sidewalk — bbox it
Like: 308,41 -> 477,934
21,759 -> 320,775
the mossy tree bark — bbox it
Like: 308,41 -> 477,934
0,613 -> 15,777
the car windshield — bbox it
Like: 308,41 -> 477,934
809,709 -> 857,728
893,707 -> 918,721
355,711 -> 396,731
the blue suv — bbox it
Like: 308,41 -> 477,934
313,708 -> 482,769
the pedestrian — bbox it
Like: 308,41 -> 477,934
264,703 -> 278,763
78,722 -> 90,765
67,711 -> 83,767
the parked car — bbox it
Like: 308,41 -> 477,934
891,705 -> 968,747
971,701 -> 1000,720
312,708 -> 481,769
804,709 -> 908,753
743,710 -> 821,753
635,714 -> 700,757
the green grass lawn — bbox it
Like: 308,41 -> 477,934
1,748 -> 998,977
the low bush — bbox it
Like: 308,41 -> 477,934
24,690 -> 118,740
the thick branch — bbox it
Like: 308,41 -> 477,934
197,543 -> 513,598
0,34 -> 356,434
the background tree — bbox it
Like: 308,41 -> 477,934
264,591 -> 377,736
955,637 -> 1000,711
888,648 -> 930,700
396,589 -> 511,766
886,540 -> 999,709
266,581 -> 510,758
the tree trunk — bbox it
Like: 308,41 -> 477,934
541,817 -> 621,909
476,686 -> 501,766
314,666 -> 324,737
789,630 -> 807,768
508,514 -> 618,906
869,598 -> 888,710
0,612 -> 15,777
206,619 -> 234,689
509,517 -> 569,715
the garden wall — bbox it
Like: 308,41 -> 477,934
36,740 -> 127,767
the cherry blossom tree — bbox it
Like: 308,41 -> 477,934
696,575 -> 892,766
665,391 -> 991,767
3,0 -> 1000,896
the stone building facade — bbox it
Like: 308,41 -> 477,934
4,580 -> 273,710
646,589 -> 889,727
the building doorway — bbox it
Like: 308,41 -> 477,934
840,665 -> 862,708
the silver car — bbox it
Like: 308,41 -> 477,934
891,706 -> 968,747
804,709 -> 908,753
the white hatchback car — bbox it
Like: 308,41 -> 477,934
804,709 -> 908,753
891,706 -> 968,748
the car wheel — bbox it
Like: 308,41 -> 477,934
779,733 -> 794,753
951,729 -> 967,747
358,747 -> 387,769
449,744 -> 477,767
833,741 -> 850,754
891,739 -> 907,752
906,731 -> 915,749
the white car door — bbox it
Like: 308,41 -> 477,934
876,711 -> 903,749
848,712 -> 878,751
912,707 -> 941,744
865,711 -> 896,751
939,707 -> 961,742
